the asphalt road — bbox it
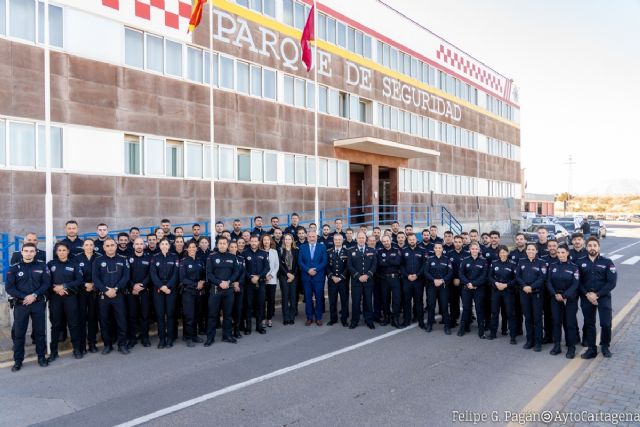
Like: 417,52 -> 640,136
1,223 -> 639,427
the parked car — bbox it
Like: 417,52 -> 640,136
628,215 -> 640,223
531,217 -> 553,225
556,220 -> 578,234
523,224 -> 571,246
588,220 -> 607,238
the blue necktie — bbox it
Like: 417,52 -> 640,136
310,244 -> 315,259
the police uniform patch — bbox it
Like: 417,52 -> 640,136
610,267 -> 616,273
581,263 -> 587,267
101,262 -> 107,267
353,252 -> 357,257
51,266 -> 56,272
18,271 -> 24,277
552,268 -> 557,273
79,262 -> 85,267
156,262 -> 160,266
495,266 -> 499,271
381,253 -> 386,257
215,259 -> 221,264
129,258 -> 134,263
247,256 -> 251,261
65,266 -> 74,272
431,262 -> 436,266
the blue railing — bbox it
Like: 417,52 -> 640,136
0,203 -> 463,281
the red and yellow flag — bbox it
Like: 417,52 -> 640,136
188,0 -> 208,34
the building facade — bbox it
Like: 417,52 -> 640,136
0,0 -> 521,235
523,193 -> 555,216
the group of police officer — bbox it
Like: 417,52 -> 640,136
5,214 -> 616,373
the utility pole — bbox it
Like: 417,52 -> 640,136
564,155 -> 576,216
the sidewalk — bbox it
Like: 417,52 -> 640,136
539,300 -> 640,427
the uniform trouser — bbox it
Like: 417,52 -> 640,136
402,280 -> 424,325
182,289 -> 198,341
196,289 -> 208,333
77,290 -> 98,346
351,280 -> 374,325
427,283 -> 450,327
373,277 -> 383,321
520,290 -> 543,346
173,287 -> 182,340
208,287 -> 234,340
12,300 -> 46,362
232,287 -> 243,328
581,294 -> 612,350
98,294 -> 127,347
49,293 -> 82,353
449,283 -> 461,324
328,278 -> 350,323
265,284 -> 277,320
244,281 -> 266,327
153,291 -> 176,342
482,287 -> 492,330
543,287 -> 553,340
279,276 -> 297,323
380,276 -> 401,319
461,286 -> 485,333
491,288 -> 515,338
551,297 -> 578,346
514,291 -> 524,334
303,276 -> 325,321
126,290 -> 150,341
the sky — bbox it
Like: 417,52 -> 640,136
383,0 -> 640,195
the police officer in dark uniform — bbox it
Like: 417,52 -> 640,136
284,213 -> 300,237
424,242 -> 453,334
206,237 -> 240,345
58,220 -> 85,258
326,234 -> 349,327
580,218 -> 591,236
93,223 -> 110,255
400,233 -> 426,329
10,232 -> 47,265
180,241 -> 206,347
252,216 -> 267,237
547,244 -> 580,358
509,232 -> 527,336
160,219 -> 176,244
47,243 -> 84,361
229,219 -> 243,243
126,237 -> 151,349
6,243 -> 50,371
230,239 -> 246,336
196,236 -> 212,335
482,231 -> 502,331
516,243 -> 547,351
343,228 -> 357,251
243,235 -> 270,335
569,232 -> 588,346
76,239 -> 100,353
458,242 -> 488,338
488,245 -> 517,343
578,237 -> 617,359
116,232 -> 133,257
448,235 -> 469,328
535,226 -> 550,258
347,231 -> 377,329
376,236 -> 403,327
150,238 -> 179,349
541,240 -> 560,344
92,238 -> 130,355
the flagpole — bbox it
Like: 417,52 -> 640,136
44,0 -> 53,354
208,0 -> 216,237
313,0 -> 319,227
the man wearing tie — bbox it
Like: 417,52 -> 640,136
348,231 -> 378,329
298,230 -> 328,326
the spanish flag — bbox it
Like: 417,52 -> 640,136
188,0 -> 208,34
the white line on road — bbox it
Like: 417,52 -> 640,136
609,254 -> 624,261
621,256 -> 640,265
607,240 -> 640,255
115,324 -> 417,427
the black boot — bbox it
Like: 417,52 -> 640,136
565,346 -> 576,359
601,346 -> 612,358
233,327 -> 242,339
549,343 -> 562,355
457,323 -> 465,337
245,320 -> 252,335
581,347 -> 598,359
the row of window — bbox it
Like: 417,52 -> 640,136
122,134 -> 350,188
234,0 -> 276,18
486,93 -> 514,121
0,0 -> 63,47
0,119 -> 63,169
399,167 -> 519,199
487,137 -> 518,161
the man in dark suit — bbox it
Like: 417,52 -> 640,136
298,230 -> 328,326
348,231 -> 378,329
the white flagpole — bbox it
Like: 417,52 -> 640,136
208,1 -> 216,236
313,0 -> 319,227
44,0 -> 53,353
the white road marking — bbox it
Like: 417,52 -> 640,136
607,240 -> 640,255
621,256 -> 640,265
609,254 -> 623,261
114,324 -> 417,427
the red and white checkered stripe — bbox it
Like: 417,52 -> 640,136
436,44 -> 505,95
102,0 -> 193,31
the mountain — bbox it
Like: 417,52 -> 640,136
582,178 -> 640,196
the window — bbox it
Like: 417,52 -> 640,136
318,158 -> 327,186
144,137 -> 164,176
124,135 -> 141,175
327,159 -> 337,187
236,61 -> 250,94
355,30 -> 363,55
37,2 -> 63,47
338,161 -> 348,188
125,28 -> 144,68
284,154 -> 294,184
318,85 -> 327,113
0,119 -> 5,165
219,56 -> 234,89
219,146 -> 235,180
36,124 -> 62,168
263,0 -> 275,17
294,78 -> 305,107
250,149 -> 263,182
306,157 -> 315,185
204,52 -> 218,85
318,13 -> 326,40
250,65 -> 261,97
305,81 -> 314,109
187,47 -> 203,83
203,145 -> 217,179
264,152 -> 277,182
339,92 -> 349,119
165,39 -> 182,77
294,155 -> 305,184
165,140 -> 183,177
0,0 -> 6,35
186,143 -> 203,178
336,22 -> 346,48
263,68 -> 276,100
145,34 -> 163,73
237,148 -> 251,181
283,0 -> 293,26
326,17 -> 336,44
293,1 -> 305,30
9,121 -> 35,167
347,27 -> 355,52
284,75 -> 294,105
363,35 -> 372,58
10,0 -> 35,42
328,88 -> 339,116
